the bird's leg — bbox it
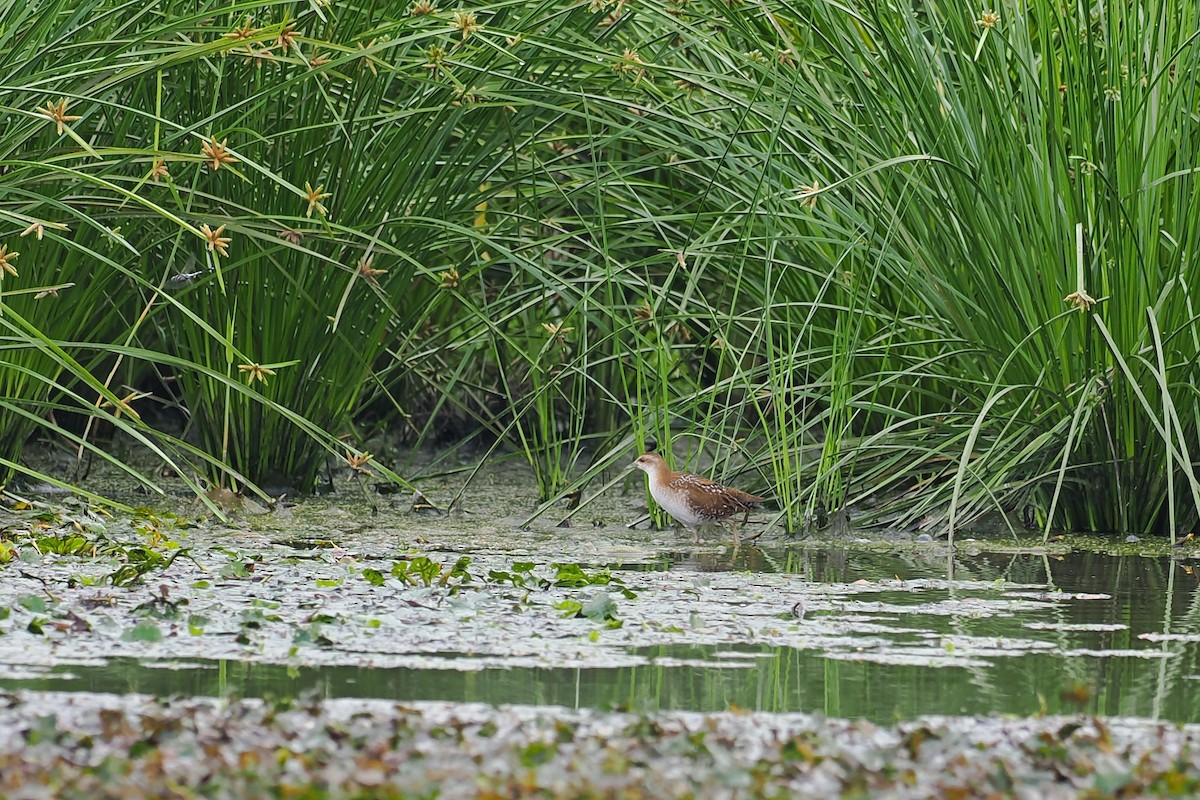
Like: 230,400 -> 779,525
730,507 -> 752,546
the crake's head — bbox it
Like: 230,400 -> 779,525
633,452 -> 666,473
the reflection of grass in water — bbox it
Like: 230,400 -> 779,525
3,643 -> 1190,722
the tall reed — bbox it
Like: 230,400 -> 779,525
5,0 -> 1200,539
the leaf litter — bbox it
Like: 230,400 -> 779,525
2,691 -> 1199,799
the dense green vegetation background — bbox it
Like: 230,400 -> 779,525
3,0 -> 1200,537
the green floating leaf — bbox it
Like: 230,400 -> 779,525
581,591 -> 618,621
519,740 -> 557,768
18,594 -> 46,613
361,568 -> 385,586
554,599 -> 583,618
121,620 -> 162,643
487,569 -> 526,588
552,563 -> 598,587
409,556 -> 441,586
35,534 -> 91,556
557,592 -> 622,624
24,714 -> 60,745
449,556 -> 473,579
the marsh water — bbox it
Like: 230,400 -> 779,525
4,542 -> 1199,724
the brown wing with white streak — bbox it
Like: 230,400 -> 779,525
668,472 -> 766,519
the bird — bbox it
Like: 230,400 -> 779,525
632,452 -> 766,543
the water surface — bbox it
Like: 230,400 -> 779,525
4,546 -> 1198,723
